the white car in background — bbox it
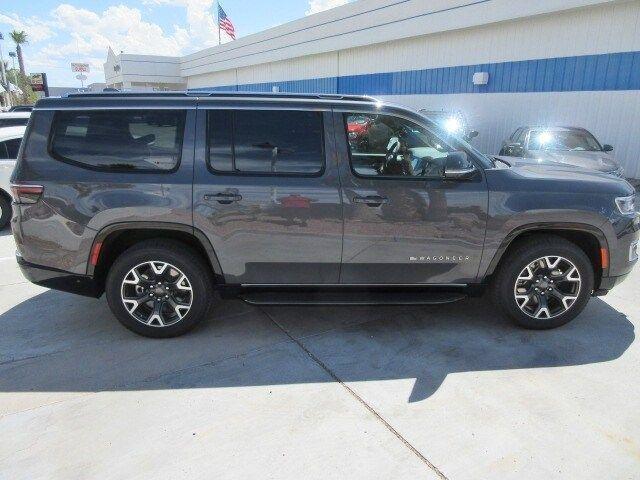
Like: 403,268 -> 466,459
0,126 -> 26,228
0,111 -> 30,129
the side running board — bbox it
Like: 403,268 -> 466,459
238,290 -> 467,306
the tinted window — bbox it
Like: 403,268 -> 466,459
344,113 -> 472,178
208,110 -> 324,175
50,110 -> 186,171
4,138 -> 21,159
0,118 -> 29,128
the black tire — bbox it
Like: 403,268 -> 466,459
105,239 -> 214,338
0,194 -> 11,229
491,235 -> 594,330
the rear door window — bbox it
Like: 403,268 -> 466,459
50,110 -> 186,171
207,109 -> 324,175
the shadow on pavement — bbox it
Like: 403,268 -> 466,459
0,290 -> 634,402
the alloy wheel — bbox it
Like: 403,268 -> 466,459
513,256 -> 581,319
120,261 -> 193,327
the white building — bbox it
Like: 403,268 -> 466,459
104,48 -> 186,91
104,0 -> 640,178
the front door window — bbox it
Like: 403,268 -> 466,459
345,113 -> 473,179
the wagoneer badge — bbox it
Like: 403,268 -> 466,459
409,256 -> 470,262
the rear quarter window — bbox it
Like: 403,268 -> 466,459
49,110 -> 186,172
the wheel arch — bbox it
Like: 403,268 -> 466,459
485,223 -> 609,287
88,222 -> 224,293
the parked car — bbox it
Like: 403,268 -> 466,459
499,126 -> 624,177
10,92 -> 638,337
0,111 -> 31,129
8,105 -> 34,113
419,109 -> 479,142
0,126 -> 25,228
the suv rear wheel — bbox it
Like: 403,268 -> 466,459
105,239 -> 214,338
491,236 -> 594,329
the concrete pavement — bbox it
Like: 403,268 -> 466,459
0,226 -> 638,479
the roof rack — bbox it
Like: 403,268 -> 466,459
64,90 -> 379,103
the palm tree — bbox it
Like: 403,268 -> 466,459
10,31 -> 28,76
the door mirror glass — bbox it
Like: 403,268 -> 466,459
467,130 -> 479,140
602,144 -> 614,152
443,152 -> 477,180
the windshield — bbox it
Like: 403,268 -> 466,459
528,130 -> 602,152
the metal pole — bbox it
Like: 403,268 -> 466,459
0,33 -> 6,87
217,2 -> 221,45
0,33 -> 9,108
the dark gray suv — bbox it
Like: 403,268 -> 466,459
10,92 -> 639,337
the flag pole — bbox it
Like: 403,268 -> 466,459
217,2 -> 221,46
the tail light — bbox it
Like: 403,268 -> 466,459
10,184 -> 44,204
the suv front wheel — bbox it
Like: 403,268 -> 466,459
492,236 -> 594,329
105,239 -> 214,338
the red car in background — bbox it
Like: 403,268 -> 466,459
347,114 -> 371,141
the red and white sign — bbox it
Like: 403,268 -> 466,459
71,63 -> 90,73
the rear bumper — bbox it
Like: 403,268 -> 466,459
17,256 -> 102,298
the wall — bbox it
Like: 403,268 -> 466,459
105,51 -> 185,89
185,0 -> 640,177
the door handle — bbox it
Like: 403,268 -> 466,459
204,192 -> 243,204
353,195 -> 389,206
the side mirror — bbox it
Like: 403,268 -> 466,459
443,152 -> 477,180
467,130 -> 479,139
602,144 -> 614,152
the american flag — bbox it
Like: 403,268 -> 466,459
218,4 -> 236,40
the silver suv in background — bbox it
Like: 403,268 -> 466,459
499,126 -> 624,177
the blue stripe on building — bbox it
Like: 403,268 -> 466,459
190,50 -> 640,95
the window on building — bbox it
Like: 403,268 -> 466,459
50,110 -> 186,171
344,113 -> 471,178
207,109 -> 324,175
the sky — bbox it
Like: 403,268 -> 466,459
0,0 -> 351,87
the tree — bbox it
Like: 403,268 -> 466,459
10,30 -> 28,76
6,68 -> 37,105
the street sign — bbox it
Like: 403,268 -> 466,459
75,74 -> 87,81
71,63 -> 90,73
29,72 -> 49,96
